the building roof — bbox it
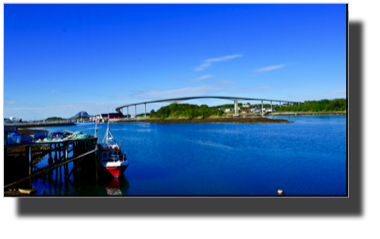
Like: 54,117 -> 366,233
101,113 -> 123,117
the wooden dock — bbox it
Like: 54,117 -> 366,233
4,138 -> 99,194
5,121 -> 76,128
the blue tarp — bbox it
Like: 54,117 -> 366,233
33,131 -> 48,139
8,132 -> 21,137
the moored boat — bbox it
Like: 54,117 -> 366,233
95,119 -> 129,178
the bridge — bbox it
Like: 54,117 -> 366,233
115,96 -> 303,118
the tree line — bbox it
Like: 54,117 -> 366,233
275,99 -> 346,112
150,103 -> 223,119
149,98 -> 346,119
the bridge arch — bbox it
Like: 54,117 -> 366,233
115,96 -> 302,118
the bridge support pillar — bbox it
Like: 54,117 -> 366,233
261,100 -> 264,117
280,102 -> 281,108
271,101 -> 272,112
145,103 -> 146,118
135,105 -> 137,118
233,100 -> 239,117
127,107 -> 129,119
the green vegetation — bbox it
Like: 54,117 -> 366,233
74,116 -> 89,120
276,99 -> 346,112
150,103 -> 223,119
149,99 -> 346,119
46,117 -> 64,121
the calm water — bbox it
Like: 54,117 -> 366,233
31,115 -> 347,196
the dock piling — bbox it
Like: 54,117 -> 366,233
27,146 -> 32,187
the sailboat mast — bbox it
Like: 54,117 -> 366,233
106,114 -> 110,144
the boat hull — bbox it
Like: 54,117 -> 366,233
101,164 -> 129,178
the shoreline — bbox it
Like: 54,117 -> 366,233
269,112 -> 346,116
111,117 -> 290,124
110,111 -> 345,123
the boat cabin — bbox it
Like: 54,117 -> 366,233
101,150 -> 126,162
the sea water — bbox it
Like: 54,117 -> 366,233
31,115 -> 347,196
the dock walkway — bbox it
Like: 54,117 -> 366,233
5,121 -> 76,128
4,137 -> 98,193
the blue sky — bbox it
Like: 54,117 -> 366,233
4,4 -> 347,120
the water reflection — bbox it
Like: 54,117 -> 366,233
105,175 -> 130,196
106,178 -> 122,195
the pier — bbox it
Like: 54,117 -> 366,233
4,137 -> 98,195
5,120 -> 76,128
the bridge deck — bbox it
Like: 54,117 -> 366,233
115,96 -> 303,112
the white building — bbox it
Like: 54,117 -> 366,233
242,104 -> 250,108
224,108 -> 231,112
90,115 -> 103,121
7,117 -> 22,122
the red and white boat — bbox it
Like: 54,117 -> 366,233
95,120 -> 129,178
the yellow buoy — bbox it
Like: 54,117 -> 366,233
277,189 -> 283,195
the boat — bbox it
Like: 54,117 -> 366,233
95,119 -> 129,178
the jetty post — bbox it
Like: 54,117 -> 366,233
261,100 -> 264,117
95,144 -> 98,182
271,101 -> 273,112
64,144 -> 68,175
27,146 -> 32,187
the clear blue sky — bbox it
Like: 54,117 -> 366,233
4,4 -> 347,120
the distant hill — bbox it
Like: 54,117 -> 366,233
70,111 -> 90,119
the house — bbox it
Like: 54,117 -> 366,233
101,113 -> 124,119
218,108 -> 224,111
242,104 -> 250,108
90,115 -> 102,121
255,109 -> 262,113
224,108 -> 231,112
250,109 -> 256,113
242,110 -> 248,113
